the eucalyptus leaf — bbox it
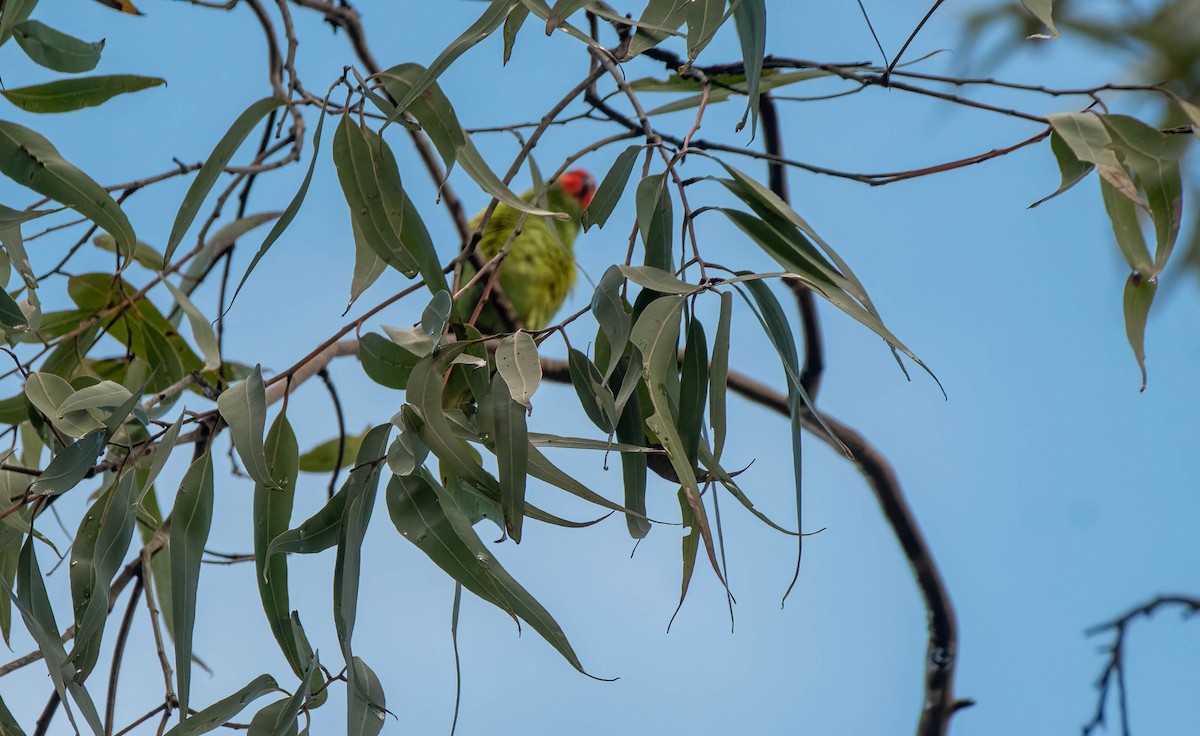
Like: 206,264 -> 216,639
1,75 -> 163,113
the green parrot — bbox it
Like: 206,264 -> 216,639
458,168 -> 596,333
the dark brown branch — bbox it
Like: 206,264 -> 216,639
1082,595 -> 1200,736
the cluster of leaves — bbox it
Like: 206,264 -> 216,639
0,0 -> 1197,733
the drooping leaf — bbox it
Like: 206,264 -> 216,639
254,413 -> 306,677
348,216 -> 385,311
9,535 -> 106,736
230,96 -> 334,310
386,470 -> 593,674
1100,177 -> 1152,274
12,20 -> 103,72
545,0 -> 590,34
217,365 -> 277,488
165,97 -> 284,264
678,317 -> 709,468
592,266 -> 632,382
0,120 -> 136,255
375,63 -> 466,175
490,372 -> 528,542
619,264 -> 695,294
1047,112 -> 1140,206
458,135 -> 567,220
1101,114 -> 1186,273
346,657 -> 387,736
1020,0 -> 1060,38
332,114 -> 419,277
494,332 -> 541,411
333,425 -> 392,667
710,291 -> 732,460
0,287 -> 27,332
0,693 -> 25,736
502,4 -> 529,63
67,472 -> 138,681
382,0 -> 518,124
635,173 -> 674,273
582,145 -> 641,232
668,486 -> 700,630
567,348 -> 617,434
299,427 -> 372,473
1029,130 -> 1093,208
625,0 -> 690,59
685,0 -> 726,60
90,0 -> 142,15
1123,272 -> 1155,392
164,674 -> 279,736
29,428 -> 107,496
164,281 -> 220,371
170,451 -> 216,719
731,0 -> 766,134
359,332 -> 421,390
246,698 -> 299,736
0,0 -> 37,47
1,75 -> 164,113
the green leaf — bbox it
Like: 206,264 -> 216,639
217,365 -> 277,488
0,693 -> 26,736
1101,114 -> 1186,273
383,0 -> 516,122
494,332 -> 541,411
9,535 -> 105,736
731,0 -> 766,134
140,416 -> 183,502
1100,177 -> 1152,273
458,134 -> 568,220
246,699 -> 299,736
359,332 -> 421,390
29,428 -> 106,496
12,20 -> 103,72
1047,112 -> 1140,206
171,451 -> 215,719
164,281 -> 220,371
625,0 -> 689,58
710,291 -> 732,460
639,69 -> 832,117
0,287 -> 27,332
1020,0 -> 1060,38
407,354 -> 504,501
582,145 -> 641,232
685,0 -> 726,60
333,425 -> 392,666
346,657 -> 387,736
67,472 -> 138,681
176,212 -> 281,303
545,0 -> 590,34
737,280 -> 810,602
1029,130 -> 1093,208
0,0 -> 38,48
592,266 -> 632,380
164,674 -> 278,736
266,488 -> 347,559
1,75 -> 163,113
668,486 -> 700,630
567,348 -> 616,434
635,173 -> 674,273
254,413 -> 306,677
165,97 -> 284,264
376,63 -> 466,175
230,96 -> 334,310
490,372 -> 528,542
348,216 -> 385,311
386,470 -> 593,674
299,428 -> 371,473
1123,272 -> 1155,392
678,317 -> 708,467
619,264 -> 695,294
332,114 -> 419,278
0,120 -> 136,256
502,4 -> 528,63
92,233 -> 165,270
613,361 -> 650,539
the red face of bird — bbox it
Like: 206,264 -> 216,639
559,169 -> 597,209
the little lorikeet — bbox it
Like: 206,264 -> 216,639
458,169 -> 596,333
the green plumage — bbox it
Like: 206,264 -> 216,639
459,180 -> 586,333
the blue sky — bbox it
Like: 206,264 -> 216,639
2,1 -> 1199,734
